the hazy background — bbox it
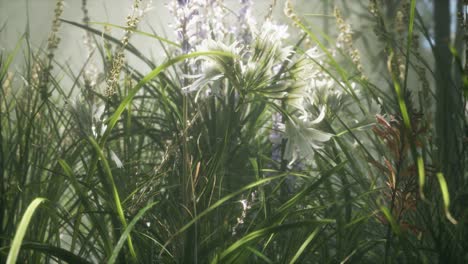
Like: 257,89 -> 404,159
0,0 -> 459,86
0,1 -> 345,71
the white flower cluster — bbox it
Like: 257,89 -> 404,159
231,191 -> 256,236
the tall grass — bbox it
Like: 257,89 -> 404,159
0,0 -> 467,263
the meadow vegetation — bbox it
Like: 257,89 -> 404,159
0,0 -> 467,263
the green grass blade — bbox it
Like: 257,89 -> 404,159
289,227 -> 320,264
219,220 -> 333,261
16,242 -> 93,264
403,0 -> 417,91
87,137 -> 137,260
436,172 -> 458,224
380,206 -> 400,236
388,51 -> 411,131
6,197 -> 47,264
0,35 -> 23,81
245,246 -> 273,264
417,157 -> 426,200
90,22 -> 180,47
107,201 -> 159,264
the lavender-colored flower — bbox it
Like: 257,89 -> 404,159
169,0 -> 227,55
237,0 -> 256,45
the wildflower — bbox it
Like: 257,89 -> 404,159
169,0 -> 228,55
237,0 -> 256,45
284,106 -> 333,166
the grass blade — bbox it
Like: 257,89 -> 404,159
16,242 -> 93,264
87,137 -> 137,261
6,198 -> 47,264
289,227 -> 321,264
107,201 -> 159,264
436,172 -> 458,224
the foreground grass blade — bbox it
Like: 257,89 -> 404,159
218,220 -> 334,261
289,227 -> 321,264
87,137 -> 137,261
17,242 -> 93,264
108,201 -> 159,264
6,198 -> 47,264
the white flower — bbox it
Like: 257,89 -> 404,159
284,106 -> 333,165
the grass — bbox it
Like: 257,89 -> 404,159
0,0 -> 467,263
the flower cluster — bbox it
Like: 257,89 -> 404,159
168,0 -> 228,55
231,191 -> 256,236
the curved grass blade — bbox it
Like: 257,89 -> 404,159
246,246 -> 273,264
90,22 -> 180,47
15,242 -> 93,264
436,172 -> 458,224
87,137 -> 137,261
289,227 -> 321,264
107,201 -> 159,264
219,220 -> 333,261
60,19 -> 155,68
6,198 -> 47,264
